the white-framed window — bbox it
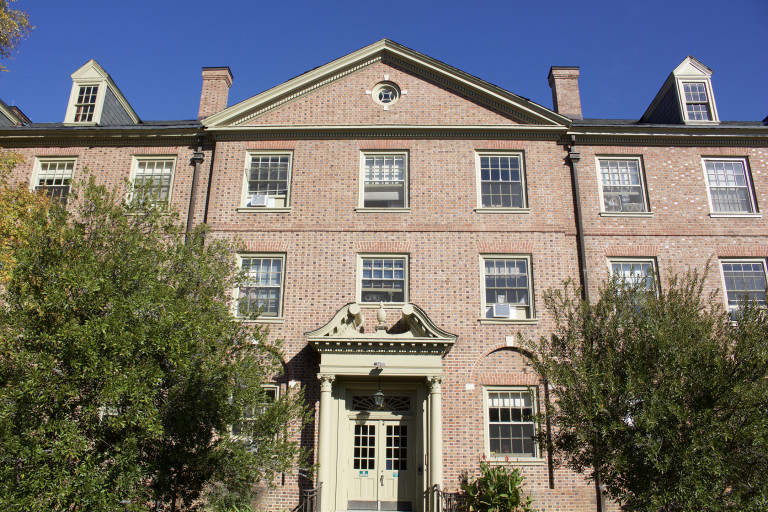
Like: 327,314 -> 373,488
360,152 -> 408,209
598,157 -> 649,213
682,82 -> 712,122
483,387 -> 539,460
720,260 -> 767,318
242,152 -> 292,208
482,256 -> 534,320
476,152 -> 527,209
236,254 -> 285,318
358,254 -> 408,304
33,158 -> 76,204
231,385 -> 279,438
703,158 -> 757,214
73,85 -> 99,123
130,157 -> 176,207
609,258 -> 657,291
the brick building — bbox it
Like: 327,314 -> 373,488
1,40 -> 766,512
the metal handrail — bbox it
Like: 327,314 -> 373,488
291,484 -> 321,512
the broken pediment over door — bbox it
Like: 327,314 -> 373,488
307,302 -> 457,377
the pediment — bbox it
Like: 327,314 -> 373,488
307,302 -> 457,355
204,39 -> 569,129
71,59 -> 109,81
673,56 -> 713,78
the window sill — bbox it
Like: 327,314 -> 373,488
355,207 -> 411,213
487,457 -> 547,466
237,317 -> 285,325
479,318 -> 539,325
709,212 -> 762,218
474,207 -> 531,214
599,211 -> 654,218
237,207 -> 292,213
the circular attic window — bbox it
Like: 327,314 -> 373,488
372,82 -> 401,106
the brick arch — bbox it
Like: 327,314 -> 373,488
468,343 -> 540,386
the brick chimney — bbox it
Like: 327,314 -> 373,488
198,67 -> 233,120
548,66 -> 582,120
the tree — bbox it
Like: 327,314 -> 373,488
524,271 -> 768,512
0,0 -> 32,71
0,178 -> 308,511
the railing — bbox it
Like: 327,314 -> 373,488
291,484 -> 321,512
435,485 -> 464,512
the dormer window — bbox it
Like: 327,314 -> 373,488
682,82 -> 711,121
73,86 -> 99,122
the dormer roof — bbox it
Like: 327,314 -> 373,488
0,98 -> 28,126
203,39 -> 570,129
64,59 -> 140,126
641,56 -> 719,125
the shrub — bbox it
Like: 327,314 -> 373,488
460,460 -> 535,512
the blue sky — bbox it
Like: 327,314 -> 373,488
2,0 -> 766,123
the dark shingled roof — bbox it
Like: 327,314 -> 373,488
574,119 -> 766,128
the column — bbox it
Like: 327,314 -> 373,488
317,373 -> 335,512
428,375 -> 444,509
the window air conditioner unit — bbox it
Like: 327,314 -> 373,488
249,194 -> 271,207
492,303 -> 512,318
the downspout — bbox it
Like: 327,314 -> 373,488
186,135 -> 205,244
565,134 -> 603,512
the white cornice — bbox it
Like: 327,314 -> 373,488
203,39 -> 569,128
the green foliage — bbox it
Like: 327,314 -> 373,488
0,0 -> 33,71
524,269 -> 768,512
0,178 -> 308,511
460,460 -> 535,512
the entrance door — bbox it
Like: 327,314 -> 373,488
348,419 -> 414,511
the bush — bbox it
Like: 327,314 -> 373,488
461,460 -> 535,512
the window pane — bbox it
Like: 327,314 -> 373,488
487,390 -> 536,457
484,258 -> 532,318
238,256 -> 283,317
36,160 -> 75,204
133,159 -> 175,207
479,155 -> 525,208
600,159 -> 647,213
247,155 -> 290,204
361,257 -> 406,302
364,154 -> 406,208
706,161 -> 754,213
722,261 -> 767,314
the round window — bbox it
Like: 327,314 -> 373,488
372,82 -> 401,106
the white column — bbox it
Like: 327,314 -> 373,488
429,375 -> 444,509
317,373 -> 335,512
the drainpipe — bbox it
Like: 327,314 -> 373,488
565,135 -> 603,512
566,135 -> 589,302
186,135 -> 205,244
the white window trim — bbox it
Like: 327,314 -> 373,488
239,151 -> 293,212
31,156 -> 77,193
129,155 -> 177,207
234,253 -> 286,323
356,253 -> 409,305
474,151 -> 528,212
357,151 -> 410,211
482,386 -> 543,464
479,254 -> 536,323
607,257 -> 658,292
677,79 -> 719,124
718,258 -> 767,316
64,82 -> 107,125
596,156 -> 651,215
701,157 -> 758,216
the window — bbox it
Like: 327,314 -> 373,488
482,256 -> 533,320
74,85 -> 99,123
599,158 -> 648,213
484,388 -> 538,459
703,159 -> 757,214
476,153 -> 526,209
231,386 -> 278,438
360,153 -> 407,209
131,157 -> 175,207
242,153 -> 292,208
236,255 -> 285,318
34,158 -> 75,204
610,258 -> 656,291
682,82 -> 711,121
720,260 -> 767,318
358,255 -> 408,303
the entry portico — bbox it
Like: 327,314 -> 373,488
308,303 -> 456,512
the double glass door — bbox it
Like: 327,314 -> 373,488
348,419 -> 413,511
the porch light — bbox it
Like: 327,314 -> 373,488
373,388 -> 386,409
